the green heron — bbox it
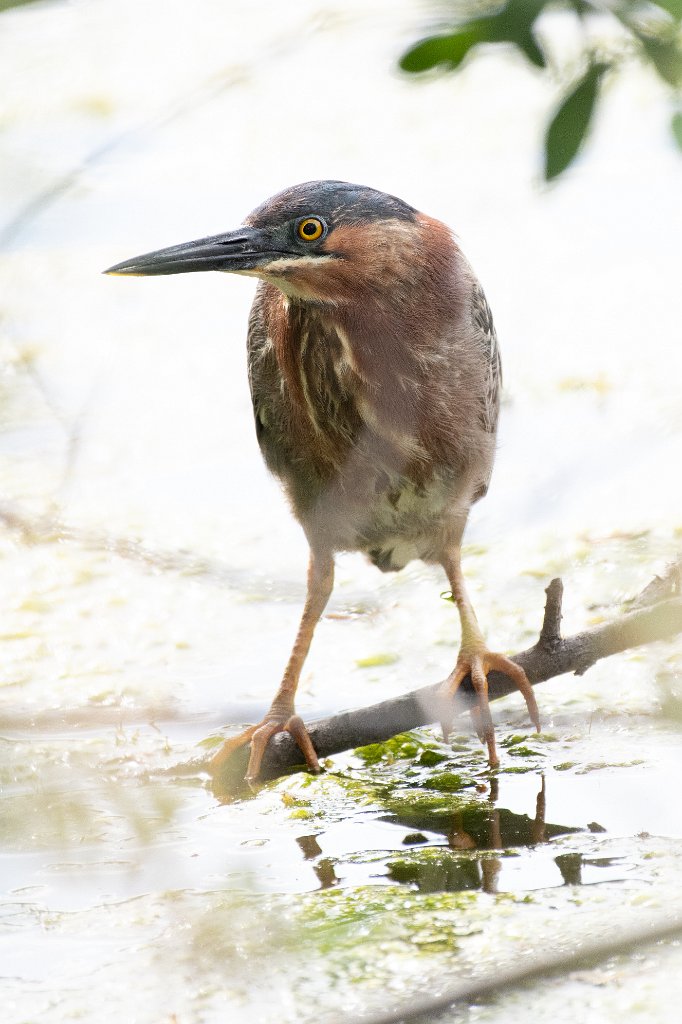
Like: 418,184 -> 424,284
106,180 -> 540,782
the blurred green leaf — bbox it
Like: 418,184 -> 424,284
400,1 -> 547,74
567,0 -> 592,13
0,0 -> 42,12
672,110 -> 682,149
400,30 -> 482,74
544,62 -> 609,180
649,0 -> 682,20
514,29 -> 546,68
613,2 -> 682,85
637,33 -> 682,86
401,1 -> 681,185
500,0 -> 549,67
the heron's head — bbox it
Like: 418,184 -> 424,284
105,180 -> 455,306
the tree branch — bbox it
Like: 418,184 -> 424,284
210,562 -> 682,785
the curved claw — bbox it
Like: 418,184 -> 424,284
285,714 -> 321,775
470,657 -> 497,765
245,719 -> 286,784
209,713 -> 321,785
486,652 -> 541,734
441,649 -> 539,767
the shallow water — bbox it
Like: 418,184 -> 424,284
1,0 -> 682,1021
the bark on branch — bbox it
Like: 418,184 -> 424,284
211,561 -> 682,785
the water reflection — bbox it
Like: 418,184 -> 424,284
295,834 -> 337,890
381,775 -> 567,851
288,774 -> 614,896
380,775 -> 576,895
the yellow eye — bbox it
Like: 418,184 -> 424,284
297,217 -> 324,241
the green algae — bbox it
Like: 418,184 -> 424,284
418,748 -> 449,766
387,849 -> 484,893
354,730 -> 444,766
403,831 -> 428,845
355,652 -> 400,668
503,734 -> 533,747
289,807 -> 313,820
422,771 -> 469,792
293,884 -> 485,957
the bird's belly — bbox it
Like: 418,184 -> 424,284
306,467 -> 466,572
267,393 -> 483,569
357,474 -> 459,570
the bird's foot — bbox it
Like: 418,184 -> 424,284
440,648 -> 540,767
208,708 -> 321,785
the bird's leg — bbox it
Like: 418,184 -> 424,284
440,548 -> 540,766
209,549 -> 334,783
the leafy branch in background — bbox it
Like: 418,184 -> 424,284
0,0 -> 42,12
400,0 -> 682,180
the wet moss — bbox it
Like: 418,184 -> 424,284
422,772 -> 468,792
418,749 -> 448,767
503,734 -> 531,747
403,832 -> 428,845
354,731 -> 443,766
387,849 -> 483,893
289,808 -> 313,820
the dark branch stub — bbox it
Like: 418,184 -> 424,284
538,577 -> 563,651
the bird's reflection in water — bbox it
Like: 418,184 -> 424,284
294,775 -> 582,895
445,777 -> 547,894
383,775 -> 562,895
296,833 -> 338,890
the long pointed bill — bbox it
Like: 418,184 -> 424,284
103,226 -> 282,277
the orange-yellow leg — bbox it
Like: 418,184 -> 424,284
209,550 -> 334,784
440,549 -> 540,766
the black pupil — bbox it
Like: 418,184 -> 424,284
302,221 -> 319,236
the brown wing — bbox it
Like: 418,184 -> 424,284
471,280 -> 502,437
245,285 -> 286,459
